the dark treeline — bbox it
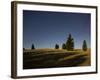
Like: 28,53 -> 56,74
24,34 -> 87,51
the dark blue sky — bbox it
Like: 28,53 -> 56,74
23,10 -> 91,49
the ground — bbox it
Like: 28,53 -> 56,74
23,49 -> 91,69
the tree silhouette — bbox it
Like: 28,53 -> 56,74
55,44 -> 59,49
31,44 -> 35,49
66,34 -> 74,51
82,40 -> 87,51
23,48 -> 25,50
62,43 -> 66,49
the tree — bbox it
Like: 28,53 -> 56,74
23,48 -> 25,50
82,40 -> 87,51
55,44 -> 59,49
66,34 -> 74,51
62,43 -> 66,49
31,44 -> 35,49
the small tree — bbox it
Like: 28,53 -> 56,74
55,44 -> 59,49
23,48 -> 25,50
62,43 -> 66,49
82,40 -> 87,51
66,34 -> 74,51
31,44 -> 35,49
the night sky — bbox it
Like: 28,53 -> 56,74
23,10 -> 91,49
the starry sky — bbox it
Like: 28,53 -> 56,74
23,10 -> 91,49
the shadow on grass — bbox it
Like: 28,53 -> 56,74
23,52 -> 87,69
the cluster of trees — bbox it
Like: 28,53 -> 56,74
55,34 -> 87,51
28,34 -> 87,51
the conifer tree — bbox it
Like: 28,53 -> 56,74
55,44 -> 59,49
31,44 -> 35,49
82,40 -> 87,51
62,43 -> 66,49
66,34 -> 74,51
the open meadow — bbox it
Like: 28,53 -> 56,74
23,49 -> 90,69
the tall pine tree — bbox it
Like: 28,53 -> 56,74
66,34 -> 74,51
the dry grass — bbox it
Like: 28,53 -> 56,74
23,48 -> 91,69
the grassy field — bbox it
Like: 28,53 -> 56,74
23,49 -> 91,69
